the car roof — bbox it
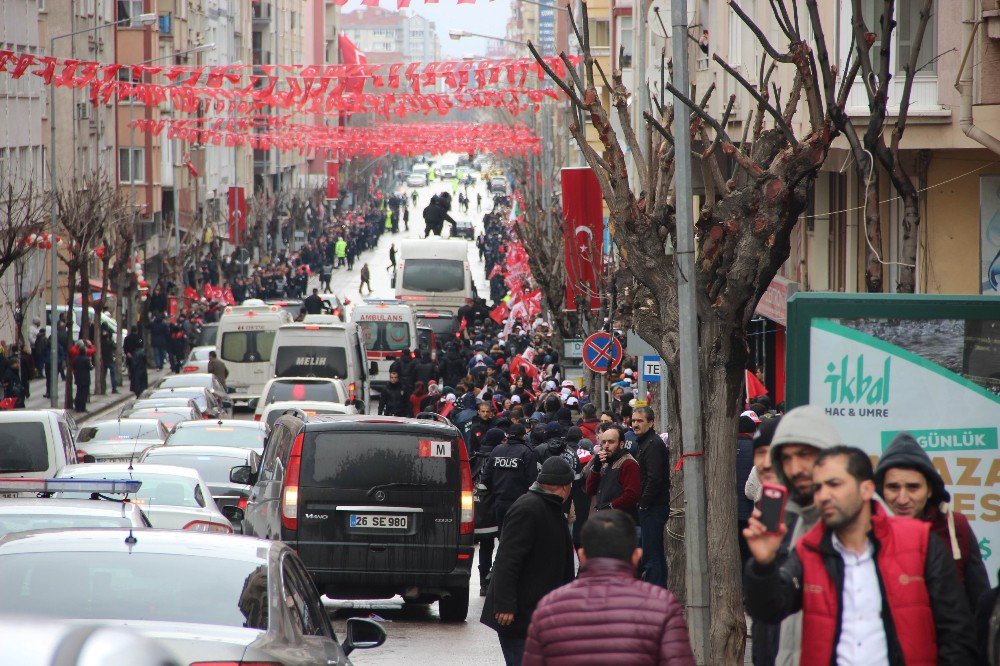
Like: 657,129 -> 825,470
128,407 -> 197,416
143,445 -> 255,459
0,498 -> 145,516
267,376 -> 345,385
0,528 -> 276,560
85,419 -> 163,429
0,410 -> 56,423
173,419 -> 264,431
263,400 -> 353,412
303,414 -> 459,435
58,463 -> 204,481
162,373 -> 215,382
149,387 -> 209,395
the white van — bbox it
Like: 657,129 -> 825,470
438,161 -> 458,179
395,239 -> 475,319
352,299 -> 418,393
268,322 -> 370,410
0,411 -> 81,485
216,300 -> 293,405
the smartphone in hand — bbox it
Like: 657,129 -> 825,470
759,483 -> 788,534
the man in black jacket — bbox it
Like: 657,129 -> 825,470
303,288 -> 324,315
481,457 -> 575,666
377,371 -> 408,417
482,423 -> 537,533
744,446 -> 977,665
465,400 -> 496,455
632,406 -> 669,588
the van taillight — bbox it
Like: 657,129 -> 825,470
458,441 -> 474,535
281,433 -> 304,531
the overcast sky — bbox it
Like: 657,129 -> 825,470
338,0 -> 514,58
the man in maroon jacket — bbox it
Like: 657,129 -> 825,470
585,423 -> 640,520
523,511 -> 695,665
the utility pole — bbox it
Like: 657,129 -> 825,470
670,0 -> 709,662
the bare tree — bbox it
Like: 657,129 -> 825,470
529,0 -> 866,659
93,198 -> 134,394
0,176 -> 48,347
831,0 -> 934,292
56,172 -> 127,408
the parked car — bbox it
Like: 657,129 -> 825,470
149,373 -> 229,408
0,617 -> 178,666
76,418 -> 169,463
407,172 -> 428,187
126,407 -> 202,430
259,400 -> 356,429
0,529 -> 386,665
453,218 -> 475,239
252,377 -> 355,422
241,414 -> 474,621
0,477 -> 151,538
140,386 -> 229,419
181,346 -> 215,373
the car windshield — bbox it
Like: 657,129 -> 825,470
0,514 -> 135,538
401,259 -> 464,293
266,381 -> 342,404
357,321 -> 411,353
196,324 -> 219,347
78,422 -> 163,443
0,423 -> 49,473
167,425 -> 264,449
128,410 -> 189,428
273,347 -> 348,379
147,391 -> 208,410
0,551 -> 269,629
57,472 -> 206,508
158,375 -> 211,389
417,315 -> 457,337
190,348 -> 212,361
221,331 -> 276,363
143,452 -> 248,485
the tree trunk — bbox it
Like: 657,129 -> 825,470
94,258 -> 110,394
63,265 -> 76,411
114,270 -> 125,394
702,319 -> 748,664
863,166 -> 883,293
895,151 -> 928,293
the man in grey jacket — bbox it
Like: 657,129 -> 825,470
754,405 -> 843,666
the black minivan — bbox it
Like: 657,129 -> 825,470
238,414 -> 475,621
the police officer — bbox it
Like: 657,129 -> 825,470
482,423 -> 537,534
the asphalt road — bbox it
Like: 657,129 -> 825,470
235,173 -> 507,664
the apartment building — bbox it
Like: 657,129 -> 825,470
340,6 -> 442,66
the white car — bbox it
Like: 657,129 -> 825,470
55,463 -> 235,533
407,172 -> 428,187
138,445 -> 260,520
76,419 -> 169,464
259,400 -> 357,429
252,377 -> 354,422
163,419 -> 267,455
181,346 -> 215,374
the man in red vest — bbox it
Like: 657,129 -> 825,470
743,445 -> 977,665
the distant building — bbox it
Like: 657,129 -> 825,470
340,6 -> 442,66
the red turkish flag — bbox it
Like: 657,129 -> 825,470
746,370 -> 769,401
561,168 -> 603,311
325,160 -> 339,199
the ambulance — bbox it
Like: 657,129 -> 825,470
215,299 -> 293,406
351,299 -> 420,394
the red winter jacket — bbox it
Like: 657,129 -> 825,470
523,558 -> 695,666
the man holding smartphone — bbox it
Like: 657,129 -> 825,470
744,445 -> 977,665
586,423 -> 640,520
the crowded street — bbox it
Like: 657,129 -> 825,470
3,0 -> 1000,663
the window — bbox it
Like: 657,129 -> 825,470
618,16 -> 633,68
588,19 -> 610,49
116,0 -> 143,22
158,13 -> 172,34
118,147 -> 144,183
898,1 -> 936,74
0,423 -> 49,473
282,558 -> 330,637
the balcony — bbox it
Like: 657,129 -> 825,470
252,3 -> 271,25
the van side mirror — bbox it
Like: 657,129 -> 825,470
247,398 -> 259,411
230,465 -> 252,485
343,618 -> 387,655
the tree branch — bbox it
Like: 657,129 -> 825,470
528,42 -> 585,109
891,0 -> 932,155
729,0 -> 793,63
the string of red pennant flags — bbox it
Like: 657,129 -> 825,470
0,49 -> 579,113
129,121 -> 543,158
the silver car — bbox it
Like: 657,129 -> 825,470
0,529 -> 386,665
0,616 -> 178,666
76,418 -> 169,463
0,498 -> 150,538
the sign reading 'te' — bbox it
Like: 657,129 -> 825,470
642,356 -> 662,382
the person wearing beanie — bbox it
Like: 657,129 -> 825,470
761,405 -> 843,666
482,456 -> 575,665
482,422 -> 538,535
473,428 -> 506,596
875,432 -> 990,613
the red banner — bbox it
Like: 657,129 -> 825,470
325,160 -> 340,199
561,167 -> 604,311
227,186 -> 246,243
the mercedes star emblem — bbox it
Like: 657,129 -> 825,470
374,490 -> 387,502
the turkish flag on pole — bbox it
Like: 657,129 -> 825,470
561,167 -> 603,311
227,186 -> 246,244
325,160 -> 340,200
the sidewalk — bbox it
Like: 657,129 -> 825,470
23,366 -> 170,424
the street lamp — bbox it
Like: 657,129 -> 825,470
448,30 -> 526,46
48,12 -> 158,407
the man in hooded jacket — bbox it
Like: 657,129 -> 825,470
875,432 -> 990,614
